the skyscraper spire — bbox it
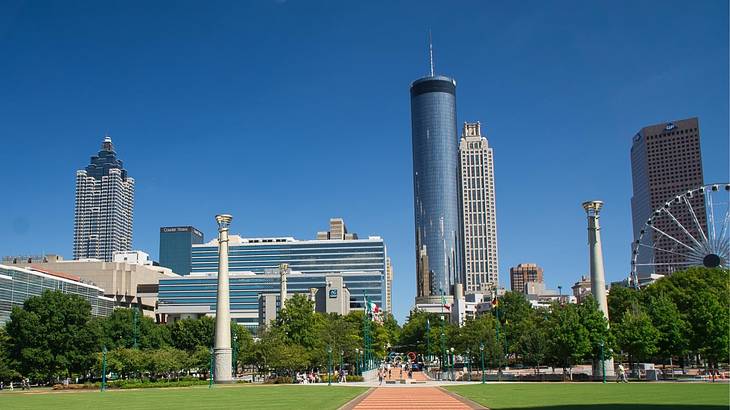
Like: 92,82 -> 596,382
428,29 -> 434,77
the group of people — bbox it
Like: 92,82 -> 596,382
293,368 -> 348,384
0,378 -> 31,391
294,371 -> 321,384
377,361 -> 412,384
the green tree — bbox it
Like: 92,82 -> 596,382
381,312 -> 401,347
232,324 -> 254,368
398,310 -> 444,358
607,285 -> 641,325
314,313 -> 360,367
646,294 -> 689,363
276,294 -> 319,349
6,290 -> 99,382
0,326 -> 19,382
170,316 -> 215,351
95,308 -> 170,350
514,313 -> 549,373
451,314 -> 500,370
495,292 -> 533,355
613,308 -> 659,366
577,297 -> 614,363
544,303 -> 590,377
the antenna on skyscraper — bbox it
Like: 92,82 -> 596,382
428,29 -> 435,77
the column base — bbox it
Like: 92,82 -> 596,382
214,347 -> 233,383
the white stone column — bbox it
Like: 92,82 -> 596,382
214,214 -> 233,383
582,201 -> 615,377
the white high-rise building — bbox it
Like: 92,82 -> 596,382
459,122 -> 499,292
73,136 -> 135,262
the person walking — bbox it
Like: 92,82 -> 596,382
378,368 -> 384,385
617,364 -> 628,383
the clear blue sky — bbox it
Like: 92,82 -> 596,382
1,1 -> 727,322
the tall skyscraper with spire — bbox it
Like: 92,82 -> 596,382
410,38 -> 462,303
73,136 -> 135,261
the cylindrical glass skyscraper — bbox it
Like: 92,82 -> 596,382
410,75 -> 461,302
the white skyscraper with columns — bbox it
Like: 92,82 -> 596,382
459,122 -> 499,292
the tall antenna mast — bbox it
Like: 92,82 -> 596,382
428,29 -> 434,77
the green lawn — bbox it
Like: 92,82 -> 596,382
0,384 -> 368,410
446,383 -> 730,409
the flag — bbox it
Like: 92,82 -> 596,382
491,297 -> 498,308
440,294 -> 451,310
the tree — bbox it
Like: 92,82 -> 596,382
607,285 -> 641,325
0,327 -> 19,382
613,308 -> 659,366
645,294 -> 689,364
170,316 -> 215,351
6,290 -> 99,382
276,294 -> 319,349
495,292 -> 533,355
544,303 -> 590,377
451,314 -> 500,370
314,313 -> 360,367
232,324 -> 254,368
398,310 -> 443,357
381,313 -> 401,347
577,297 -> 614,364
96,308 -> 170,350
514,313 -> 549,373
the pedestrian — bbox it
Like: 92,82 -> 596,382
617,364 -> 628,383
399,366 -> 403,378
378,369 -> 383,385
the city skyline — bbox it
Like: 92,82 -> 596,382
1,1 -> 727,322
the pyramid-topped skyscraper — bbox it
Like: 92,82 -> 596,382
73,136 -> 135,261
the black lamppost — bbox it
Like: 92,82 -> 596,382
480,342 -> 485,384
327,346 -> 333,386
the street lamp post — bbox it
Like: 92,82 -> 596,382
340,350 -> 344,383
355,348 -> 360,376
232,330 -> 238,378
450,347 -> 456,381
101,346 -> 107,392
600,341 -> 606,384
327,346 -> 333,386
465,349 -> 471,381
208,347 -> 214,389
480,343 -> 485,384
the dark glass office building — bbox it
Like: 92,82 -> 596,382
410,75 -> 462,301
159,226 -> 204,276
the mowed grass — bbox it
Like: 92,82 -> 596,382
0,384 -> 368,410
446,383 -> 730,409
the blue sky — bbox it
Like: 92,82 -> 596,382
1,0 -> 727,322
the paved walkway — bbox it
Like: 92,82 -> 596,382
348,385 -> 486,410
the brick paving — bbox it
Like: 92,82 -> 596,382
352,386 -> 475,409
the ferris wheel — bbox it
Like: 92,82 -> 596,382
631,183 -> 730,288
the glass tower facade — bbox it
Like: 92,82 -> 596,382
189,236 -> 387,310
157,271 -> 382,330
0,265 -> 115,324
410,75 -> 462,300
159,226 -> 204,276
